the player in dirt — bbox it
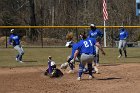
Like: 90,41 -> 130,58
117,26 -> 128,58
44,56 -> 63,78
74,32 -> 105,81
9,29 -> 24,63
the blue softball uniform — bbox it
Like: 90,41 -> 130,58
9,34 -> 20,46
9,34 -> 24,62
77,37 -> 96,55
76,37 -> 96,78
119,28 -> 128,40
88,29 -> 103,39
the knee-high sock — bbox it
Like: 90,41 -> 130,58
96,54 -> 99,64
19,55 -> 22,61
78,63 -> 84,77
119,49 -> 122,55
88,63 -> 93,76
19,53 -> 24,61
95,54 -> 99,64
123,49 -> 127,56
16,54 -> 19,59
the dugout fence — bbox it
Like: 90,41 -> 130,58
0,26 -> 140,48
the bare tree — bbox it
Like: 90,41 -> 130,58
28,0 -> 39,41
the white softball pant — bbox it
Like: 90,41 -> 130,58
80,53 -> 94,66
14,45 -> 24,55
118,40 -> 127,50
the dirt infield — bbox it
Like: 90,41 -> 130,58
0,63 -> 140,93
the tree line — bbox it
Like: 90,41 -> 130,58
0,0 -> 139,45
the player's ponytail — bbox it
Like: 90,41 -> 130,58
79,32 -> 87,40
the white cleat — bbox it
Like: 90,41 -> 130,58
77,77 -> 81,81
118,55 -> 122,58
96,71 -> 100,74
68,70 -> 74,74
16,58 -> 18,61
96,63 -> 99,66
89,75 -> 94,80
19,61 -> 24,63
94,66 -> 99,74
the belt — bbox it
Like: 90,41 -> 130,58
83,53 -> 92,55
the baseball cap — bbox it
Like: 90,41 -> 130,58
90,24 -> 96,27
65,41 -> 72,47
120,26 -> 124,28
10,29 -> 14,33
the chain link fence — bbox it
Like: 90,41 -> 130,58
0,27 -> 140,48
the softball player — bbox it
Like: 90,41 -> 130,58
88,24 -> 103,66
118,26 -> 128,58
45,56 -> 63,77
9,29 -> 24,63
74,33 -> 105,81
65,41 -> 80,73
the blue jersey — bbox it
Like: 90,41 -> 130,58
9,34 -> 20,46
77,37 -> 96,55
88,29 -> 103,39
119,29 -> 128,40
70,43 -> 79,59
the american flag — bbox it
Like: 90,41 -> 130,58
103,0 -> 108,21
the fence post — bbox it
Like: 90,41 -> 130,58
76,28 -> 78,42
41,30 -> 43,48
6,30 -> 8,48
111,28 -> 114,47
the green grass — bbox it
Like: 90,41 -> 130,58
0,48 -> 140,67
100,48 -> 140,64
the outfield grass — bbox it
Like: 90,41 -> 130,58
0,48 -> 140,67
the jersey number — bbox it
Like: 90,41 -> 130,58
83,40 -> 93,47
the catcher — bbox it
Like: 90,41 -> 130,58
44,56 -> 63,78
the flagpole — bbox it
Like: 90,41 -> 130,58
104,20 -> 107,47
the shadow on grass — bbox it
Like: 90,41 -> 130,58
23,60 -> 38,63
126,56 -> 140,58
97,77 -> 122,80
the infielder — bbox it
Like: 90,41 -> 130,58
61,32 -> 80,73
87,24 -> 104,74
74,33 -> 105,81
88,24 -> 103,66
66,41 -> 79,73
118,26 -> 128,58
61,41 -> 80,73
9,29 -> 24,63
